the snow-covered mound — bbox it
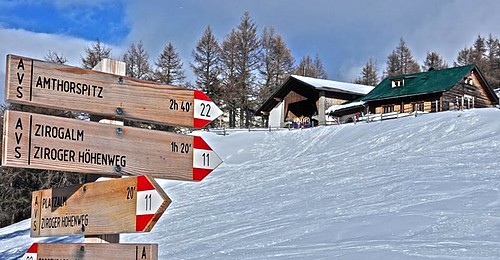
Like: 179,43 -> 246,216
1,108 -> 500,259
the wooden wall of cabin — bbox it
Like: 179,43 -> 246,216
317,97 -> 348,112
369,93 -> 442,114
284,91 -> 308,119
442,72 -> 495,110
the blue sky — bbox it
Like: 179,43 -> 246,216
1,0 -> 500,99
0,1 -> 127,43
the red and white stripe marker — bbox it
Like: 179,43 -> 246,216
193,136 -> 223,181
194,91 -> 223,128
22,243 -> 37,260
136,176 -> 169,232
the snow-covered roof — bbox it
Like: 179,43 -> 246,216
326,101 -> 365,114
291,75 -> 374,95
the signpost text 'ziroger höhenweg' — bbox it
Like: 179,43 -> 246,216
1,54 -> 225,260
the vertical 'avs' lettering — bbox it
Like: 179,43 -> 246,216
17,58 -> 25,70
15,118 -> 23,130
14,147 -> 21,158
16,59 -> 25,98
15,132 -> 22,144
17,73 -> 25,98
33,196 -> 38,232
17,73 -> 24,84
14,118 -> 23,158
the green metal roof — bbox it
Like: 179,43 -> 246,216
362,64 -> 476,101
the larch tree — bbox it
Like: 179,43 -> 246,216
454,34 -> 500,91
219,11 -> 261,128
454,47 -> 475,66
237,11 -> 261,127
295,55 -> 314,77
191,26 -> 221,99
473,35 -> 487,61
45,50 -> 68,64
355,58 -> 379,86
81,39 -> 112,69
385,38 -> 420,77
486,34 -> 500,70
123,41 -> 152,80
485,34 -> 500,87
422,51 -> 448,71
259,26 -> 295,102
154,42 -> 186,86
220,29 -> 240,127
313,54 -> 328,79
295,54 -> 327,79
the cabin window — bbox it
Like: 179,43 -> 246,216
383,105 -> 394,113
413,102 -> 424,112
391,79 -> 404,88
464,94 -> 474,109
464,76 -> 474,86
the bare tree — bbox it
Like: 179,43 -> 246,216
123,41 -> 152,80
219,11 -> 261,127
154,42 -> 186,86
191,26 -> 222,99
45,50 -> 68,64
295,54 -> 327,79
81,39 -> 112,69
220,29 -> 240,128
355,58 -> 379,86
385,38 -> 420,77
422,51 -> 448,71
259,26 -> 295,101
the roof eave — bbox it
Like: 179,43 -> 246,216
363,91 -> 445,102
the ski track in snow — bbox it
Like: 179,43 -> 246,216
1,108 -> 500,259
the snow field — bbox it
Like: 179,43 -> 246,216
1,108 -> 499,259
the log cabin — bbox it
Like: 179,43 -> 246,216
328,65 -> 499,121
256,75 -> 374,127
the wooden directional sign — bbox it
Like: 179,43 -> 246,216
2,110 -> 223,181
5,54 -> 223,128
30,175 -> 170,237
22,243 -> 158,260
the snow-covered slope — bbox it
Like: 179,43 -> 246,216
1,108 -> 500,259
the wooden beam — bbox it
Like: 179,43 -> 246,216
2,110 -> 223,181
22,243 -> 158,260
5,54 -> 222,128
30,176 -> 170,237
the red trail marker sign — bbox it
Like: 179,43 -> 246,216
30,175 -> 170,237
5,54 -> 223,128
2,110 -> 223,181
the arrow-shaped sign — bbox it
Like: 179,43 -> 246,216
2,110 -> 223,181
30,175 -> 170,237
22,243 -> 158,260
5,54 -> 223,128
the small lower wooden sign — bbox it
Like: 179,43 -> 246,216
31,175 -> 170,237
22,243 -> 158,260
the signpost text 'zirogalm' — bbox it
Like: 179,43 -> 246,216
3,54 -> 225,259
3,110 -> 223,181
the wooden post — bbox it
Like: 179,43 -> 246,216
86,58 -> 126,243
318,91 -> 326,125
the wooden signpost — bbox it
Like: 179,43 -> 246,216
5,54 -> 223,128
2,54 -> 225,259
22,243 -> 158,260
2,110 -> 223,181
30,175 -> 170,237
